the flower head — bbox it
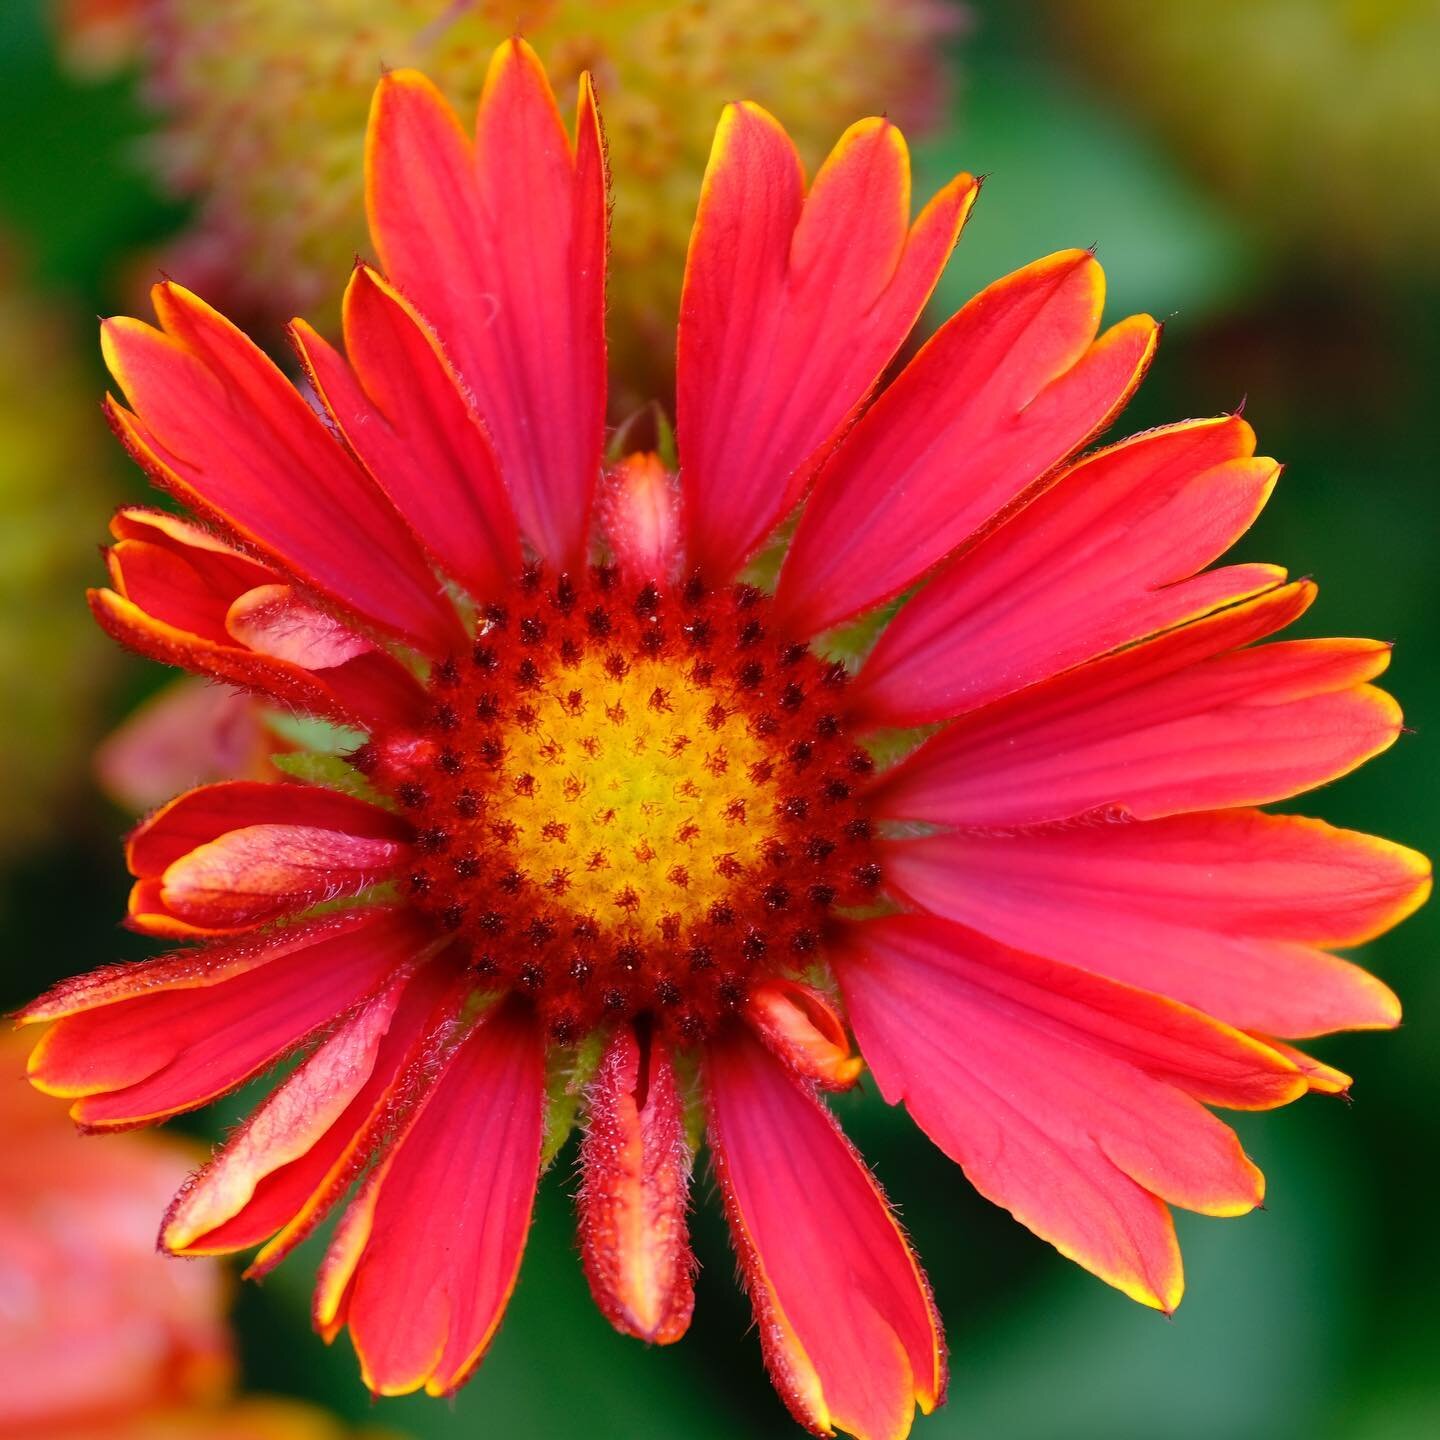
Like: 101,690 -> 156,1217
22,38 -> 1429,1439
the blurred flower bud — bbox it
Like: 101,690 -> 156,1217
59,0 -> 961,407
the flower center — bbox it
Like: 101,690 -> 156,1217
361,568 -> 881,1043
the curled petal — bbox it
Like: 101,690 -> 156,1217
775,250 -> 1159,636
578,1024 -> 696,1345
98,508 -> 429,731
599,453 -> 682,585
706,1027 -> 944,1440
746,979 -> 863,1090
678,102 -> 977,581
225,584 -> 374,668
111,505 -> 275,594
153,824 -> 404,933
159,954 -> 461,1265
109,537 -> 251,643
125,781 -> 409,935
127,781 -> 406,875
161,968 -> 411,1253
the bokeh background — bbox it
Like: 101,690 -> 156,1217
1,2 -> 1437,1437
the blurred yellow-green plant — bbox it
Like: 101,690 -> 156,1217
1049,0 -> 1440,278
0,243 -> 115,857
63,0 -> 959,406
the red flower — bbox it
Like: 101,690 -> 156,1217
22,39 -> 1429,1439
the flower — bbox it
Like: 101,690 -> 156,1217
22,38 -> 1430,1440
61,0 -> 958,406
0,1030 -> 397,1440
0,1031 -> 232,1433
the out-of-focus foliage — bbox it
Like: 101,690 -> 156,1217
58,0 -> 958,408
1048,0 -> 1440,279
0,247 -> 116,858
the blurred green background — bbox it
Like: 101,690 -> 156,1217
1,1 -> 1436,1437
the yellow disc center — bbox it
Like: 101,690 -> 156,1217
490,652 -> 774,933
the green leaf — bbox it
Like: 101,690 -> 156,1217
540,1029 -> 606,1170
670,1046 -> 707,1155
271,751 -> 393,809
262,709 -> 365,755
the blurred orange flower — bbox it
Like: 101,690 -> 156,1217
28,1398 -> 369,1440
0,1030 -> 231,1435
0,1032 -> 389,1439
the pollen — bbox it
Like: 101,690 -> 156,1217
358,567 -> 880,1043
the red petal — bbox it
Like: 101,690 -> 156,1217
706,1027 -> 944,1440
1258,1038 -> 1353,1095
19,911 -> 372,1022
89,587 -> 427,733
578,1024 -> 696,1344
678,104 -> 977,581
161,966 -> 412,1253
884,809 -> 1424,1036
127,781 -> 407,877
124,780 -> 409,934
24,908 -> 426,1128
365,50 -> 606,566
101,284 -> 462,654
108,537 -> 237,642
598,452 -> 682,585
155,824 -> 403,932
836,916 -> 1302,1311
293,264 -> 521,601
316,1000 -> 545,1396
775,254 -> 1158,636
745,978 -> 864,1090
853,416 -> 1285,725
872,582 -> 1401,826
111,505 -> 277,595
